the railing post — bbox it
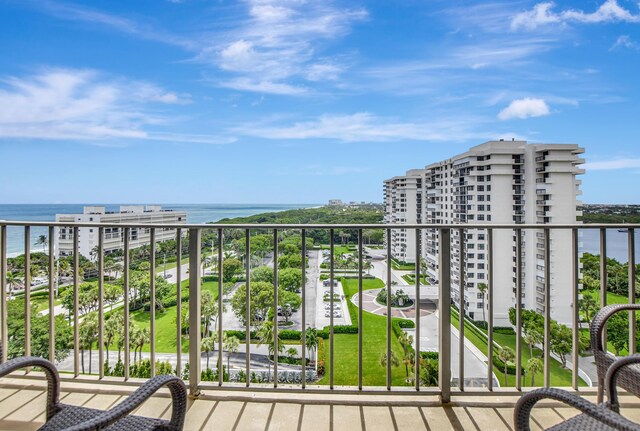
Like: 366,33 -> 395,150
98,227 -> 104,379
123,228 -> 130,381
150,228 -> 156,377
415,228 -> 421,391
48,226 -> 56,363
176,228 -> 182,377
439,228 -> 451,404
457,228 -> 465,392
487,228 -> 494,391
24,226 -> 31,360
0,225 -> 7,363
572,228 -> 580,390
302,228 -> 307,389
73,226 -> 79,377
515,228 -> 522,390
217,229 -> 224,387
628,229 -> 636,355
544,228 -> 551,388
188,228 -> 202,396
386,228 -> 392,390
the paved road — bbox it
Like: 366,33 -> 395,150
57,343 -> 306,374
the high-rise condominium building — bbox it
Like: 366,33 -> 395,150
383,169 -> 424,263
55,205 -> 187,259
383,140 -> 585,325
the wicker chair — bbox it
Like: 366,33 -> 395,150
514,355 -> 640,430
592,304 -> 640,403
0,356 -> 187,430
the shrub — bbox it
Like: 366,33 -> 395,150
316,338 -> 326,375
494,326 -> 516,335
420,351 -> 439,360
492,354 -> 524,375
396,319 -> 415,329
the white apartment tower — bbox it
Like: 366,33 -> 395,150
384,140 -> 585,325
55,205 -> 187,259
383,169 -> 425,263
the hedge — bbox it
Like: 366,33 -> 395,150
420,351 -> 439,360
223,329 -> 302,341
493,353 -> 524,375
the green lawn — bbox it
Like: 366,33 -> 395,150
319,245 -> 352,256
451,310 -> 586,387
401,274 -> 429,285
318,277 -> 412,387
31,294 -> 62,312
391,258 -> 415,271
582,289 -> 632,306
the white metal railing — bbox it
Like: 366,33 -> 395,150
0,221 -> 638,403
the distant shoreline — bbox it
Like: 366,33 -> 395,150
1,203 -> 318,257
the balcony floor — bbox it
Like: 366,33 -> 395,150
1,377 -> 640,431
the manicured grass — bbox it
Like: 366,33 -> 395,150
319,245 -> 352,256
318,277 -> 412,387
401,274 -> 429,285
391,258 -> 415,271
31,294 -> 62,312
452,309 -> 586,387
582,289 -> 631,306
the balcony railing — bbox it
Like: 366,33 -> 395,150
0,221 -> 638,405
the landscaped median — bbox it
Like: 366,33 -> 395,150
317,277 -> 419,387
450,307 -> 586,387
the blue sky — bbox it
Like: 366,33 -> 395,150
0,0 -> 639,204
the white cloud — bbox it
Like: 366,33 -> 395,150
219,78 -> 308,95
611,35 -> 639,50
0,68 -> 228,144
232,112 -> 487,143
511,0 -> 640,31
203,0 -> 367,94
585,158 -> 640,170
37,0 -> 195,49
498,98 -> 550,120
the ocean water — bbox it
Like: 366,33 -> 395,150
0,203 -> 313,256
1,205 -> 638,263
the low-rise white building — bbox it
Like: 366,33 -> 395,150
55,205 -> 187,258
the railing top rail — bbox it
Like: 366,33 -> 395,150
0,220 -> 639,230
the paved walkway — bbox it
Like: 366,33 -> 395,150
351,288 -> 434,319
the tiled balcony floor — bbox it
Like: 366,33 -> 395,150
1,377 -> 640,431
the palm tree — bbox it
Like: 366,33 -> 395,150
6,271 -> 22,296
223,335 -> 240,371
257,321 -> 283,381
35,234 -> 48,253
402,351 -> 416,383
477,283 -> 488,323
132,327 -> 150,363
526,357 -> 543,386
497,346 -> 515,387
104,314 -> 122,368
523,328 -> 543,359
79,313 -> 98,374
202,336 -> 216,370
379,351 -> 400,369
304,328 -> 318,363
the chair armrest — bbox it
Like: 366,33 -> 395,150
514,388 -> 640,431
591,304 -> 640,354
0,356 -> 60,420
63,374 -> 187,431
606,354 -> 640,412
